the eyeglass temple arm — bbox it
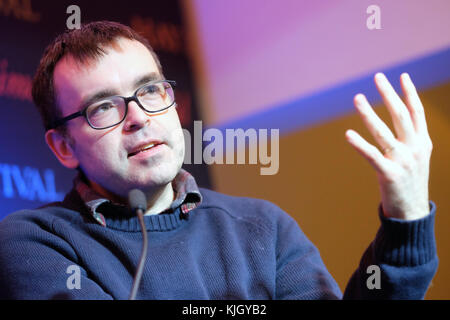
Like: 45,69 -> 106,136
48,110 -> 85,130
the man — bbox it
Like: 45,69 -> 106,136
0,21 -> 437,299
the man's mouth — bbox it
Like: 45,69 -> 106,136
128,142 -> 164,158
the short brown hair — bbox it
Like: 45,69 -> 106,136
32,21 -> 164,131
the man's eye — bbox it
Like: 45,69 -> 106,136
140,84 -> 161,96
89,102 -> 115,116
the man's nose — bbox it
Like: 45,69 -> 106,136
123,100 -> 150,132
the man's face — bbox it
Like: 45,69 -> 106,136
52,38 -> 185,198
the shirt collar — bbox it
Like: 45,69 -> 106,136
74,168 -> 203,227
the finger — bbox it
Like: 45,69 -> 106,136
345,129 -> 390,174
400,73 -> 428,133
374,73 -> 416,143
353,93 -> 397,151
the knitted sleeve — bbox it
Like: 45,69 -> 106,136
0,211 -> 113,299
343,201 -> 438,299
274,201 -> 438,299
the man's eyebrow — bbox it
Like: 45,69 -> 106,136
79,89 -> 117,110
133,72 -> 160,88
79,72 -> 161,110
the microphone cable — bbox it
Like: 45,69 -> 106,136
128,189 -> 148,300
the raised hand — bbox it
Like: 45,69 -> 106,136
345,73 -> 432,221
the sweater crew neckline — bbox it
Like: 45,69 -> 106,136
104,206 -> 188,232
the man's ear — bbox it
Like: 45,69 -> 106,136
45,129 -> 79,169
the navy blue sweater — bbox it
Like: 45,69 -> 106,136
0,188 -> 438,299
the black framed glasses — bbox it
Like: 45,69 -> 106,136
49,80 -> 176,130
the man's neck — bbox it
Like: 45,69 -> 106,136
89,180 -> 175,215
143,182 -> 175,215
